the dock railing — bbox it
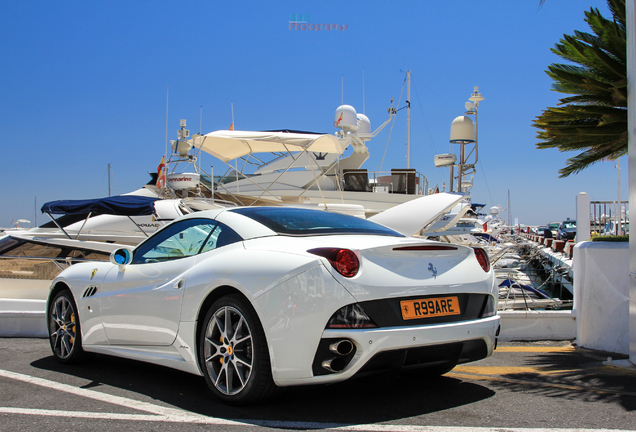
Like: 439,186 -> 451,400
589,200 -> 629,235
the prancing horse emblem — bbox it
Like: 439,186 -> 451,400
90,269 -> 97,280
428,263 -> 437,279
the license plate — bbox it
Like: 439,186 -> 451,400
400,296 -> 460,320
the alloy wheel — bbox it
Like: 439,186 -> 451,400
49,295 -> 77,360
203,305 -> 254,396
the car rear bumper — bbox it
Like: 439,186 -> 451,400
276,315 -> 500,386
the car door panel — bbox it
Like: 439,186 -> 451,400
98,257 -> 193,345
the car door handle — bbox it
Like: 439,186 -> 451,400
174,279 -> 185,289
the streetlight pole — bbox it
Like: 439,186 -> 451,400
406,71 -> 411,169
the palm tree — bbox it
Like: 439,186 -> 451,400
533,0 -> 626,177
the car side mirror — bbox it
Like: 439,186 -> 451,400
110,248 -> 133,270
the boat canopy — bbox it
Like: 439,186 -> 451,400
191,130 -> 346,162
41,196 -> 160,216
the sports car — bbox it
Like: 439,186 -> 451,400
47,206 -> 500,404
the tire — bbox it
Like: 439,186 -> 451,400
199,294 -> 277,404
48,289 -> 92,364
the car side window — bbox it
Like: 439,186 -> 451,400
199,223 -> 242,254
132,219 -> 218,264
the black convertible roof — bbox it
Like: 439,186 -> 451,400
41,196 -> 159,216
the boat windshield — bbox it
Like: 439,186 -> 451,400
231,207 -> 404,237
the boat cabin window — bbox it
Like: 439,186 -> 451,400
0,237 -> 22,255
0,237 -> 110,281
3,241 -> 63,258
66,249 -> 110,261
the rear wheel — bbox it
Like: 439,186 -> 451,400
199,294 -> 276,404
48,289 -> 91,364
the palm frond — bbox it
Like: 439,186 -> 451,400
533,0 -> 626,177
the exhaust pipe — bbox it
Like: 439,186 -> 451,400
322,357 -> 346,373
329,339 -> 354,356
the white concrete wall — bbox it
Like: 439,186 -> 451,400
576,192 -> 591,242
627,0 -> 636,368
498,310 -> 576,341
0,299 -> 47,338
574,241 -> 630,354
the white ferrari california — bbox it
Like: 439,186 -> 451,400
47,206 -> 500,404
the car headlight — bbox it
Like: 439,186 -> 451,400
326,304 -> 377,329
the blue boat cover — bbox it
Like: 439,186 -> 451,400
498,279 -> 550,299
41,196 -> 159,216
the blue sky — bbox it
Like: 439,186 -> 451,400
0,0 -> 622,227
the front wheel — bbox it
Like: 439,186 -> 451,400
48,289 -> 91,364
199,294 -> 277,404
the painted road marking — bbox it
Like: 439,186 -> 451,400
454,366 -> 581,375
452,343 -> 636,398
450,360 -> 636,398
448,371 -> 636,398
495,346 -> 575,353
1,368 -> 635,431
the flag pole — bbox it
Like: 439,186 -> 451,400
165,85 -> 169,156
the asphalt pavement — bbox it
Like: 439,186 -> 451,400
0,338 -> 635,432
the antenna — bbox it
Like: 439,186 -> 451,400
165,85 -> 169,156
362,68 -> 365,114
341,75 -> 344,106
199,106 -> 203,171
231,101 -> 235,129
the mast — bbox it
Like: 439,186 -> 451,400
617,157 -> 622,234
406,71 -> 411,169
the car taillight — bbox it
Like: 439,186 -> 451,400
472,247 -> 490,272
308,248 -> 360,278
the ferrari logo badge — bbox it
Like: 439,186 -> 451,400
428,263 -> 437,279
90,269 -> 97,280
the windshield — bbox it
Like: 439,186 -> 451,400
563,221 -> 576,229
231,207 -> 404,237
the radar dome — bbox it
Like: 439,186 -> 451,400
356,113 -> 371,134
434,153 -> 457,167
334,105 -> 358,130
450,116 -> 475,143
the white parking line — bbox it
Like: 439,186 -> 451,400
0,369 -> 634,432
0,368 -> 236,425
